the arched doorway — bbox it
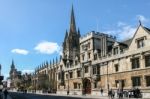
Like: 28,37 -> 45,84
83,78 -> 91,94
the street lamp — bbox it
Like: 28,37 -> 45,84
106,62 -> 109,94
67,70 -> 70,95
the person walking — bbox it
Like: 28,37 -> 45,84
100,88 -> 103,96
108,89 -> 112,99
111,89 -> 115,99
3,89 -> 8,99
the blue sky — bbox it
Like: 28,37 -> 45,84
0,0 -> 150,79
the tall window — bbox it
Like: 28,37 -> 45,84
97,66 -> 100,74
75,60 -> 78,65
132,58 -> 140,69
93,67 -> 97,74
94,82 -> 97,88
115,64 -> 119,72
132,76 -> 141,87
77,70 -> 81,77
82,54 -> 85,61
137,38 -> 144,48
145,76 -> 150,86
66,74 -> 68,79
88,42 -> 90,49
78,83 -> 81,89
88,52 -> 91,59
114,47 -> 118,55
94,54 -> 97,60
85,66 -> 88,73
74,83 -> 77,89
93,66 -> 100,74
145,55 -> 150,67
69,72 -> 73,78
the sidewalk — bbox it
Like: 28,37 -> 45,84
35,93 -> 145,99
7,95 -> 12,99
0,94 -> 12,99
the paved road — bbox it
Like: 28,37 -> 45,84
9,92 -> 144,99
9,92 -> 83,99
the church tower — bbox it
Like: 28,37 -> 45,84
9,59 -> 16,80
63,5 -> 80,60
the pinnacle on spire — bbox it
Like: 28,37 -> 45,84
69,5 -> 76,33
53,58 -> 55,65
11,59 -> 15,69
78,28 -> 81,37
139,20 -> 142,26
65,30 -> 68,41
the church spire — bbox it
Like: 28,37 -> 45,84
69,5 -> 76,33
65,30 -> 68,41
78,28 -> 81,37
11,59 -> 15,69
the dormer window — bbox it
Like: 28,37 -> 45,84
94,50 -> 98,60
113,47 -> 118,55
137,38 -> 144,48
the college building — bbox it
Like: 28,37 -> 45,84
32,6 -> 150,98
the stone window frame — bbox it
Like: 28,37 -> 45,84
131,76 -> 141,87
131,57 -> 140,69
74,82 -> 78,89
69,71 -> 73,79
84,66 -> 89,73
88,52 -> 91,59
82,54 -> 85,61
145,75 -> 150,87
136,36 -> 146,48
113,47 -> 119,55
77,70 -> 81,77
145,55 -> 150,67
114,64 -> 119,72
93,66 -> 97,75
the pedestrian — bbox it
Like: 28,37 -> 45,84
3,89 -> 8,99
111,89 -> 115,99
100,88 -> 103,96
108,89 -> 112,99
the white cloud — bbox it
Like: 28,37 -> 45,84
105,22 -> 136,41
11,49 -> 29,55
117,21 -> 126,27
22,69 -> 34,74
136,15 -> 149,23
34,41 -> 61,55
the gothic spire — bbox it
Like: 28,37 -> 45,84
65,30 -> 68,41
69,5 -> 76,33
78,28 -> 81,37
11,59 -> 15,69
53,58 -> 55,65
56,57 -> 58,64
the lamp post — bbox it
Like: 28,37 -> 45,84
67,70 -> 70,95
106,62 -> 109,94
81,63 -> 85,95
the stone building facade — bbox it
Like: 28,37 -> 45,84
32,6 -> 150,98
